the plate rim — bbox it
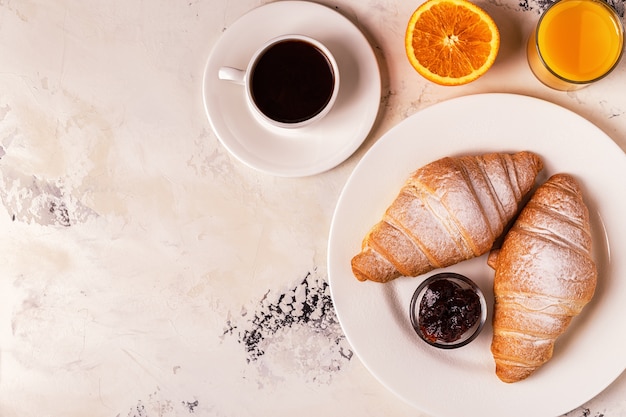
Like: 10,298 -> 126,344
328,92 -> 626,417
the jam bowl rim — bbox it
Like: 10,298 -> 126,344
409,271 -> 488,349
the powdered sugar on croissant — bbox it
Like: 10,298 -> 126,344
489,173 -> 597,383
351,151 -> 543,283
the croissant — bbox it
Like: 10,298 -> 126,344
489,173 -> 597,383
351,151 -> 543,283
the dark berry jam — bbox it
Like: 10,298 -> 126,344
418,278 -> 481,343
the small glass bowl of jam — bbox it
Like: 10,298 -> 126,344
409,272 -> 487,349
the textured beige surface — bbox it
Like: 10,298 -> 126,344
0,0 -> 625,416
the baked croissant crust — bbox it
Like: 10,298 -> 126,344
489,173 -> 597,383
351,151 -> 543,283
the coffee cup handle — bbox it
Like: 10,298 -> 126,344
218,67 -> 245,85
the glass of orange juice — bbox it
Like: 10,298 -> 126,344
527,0 -> 624,91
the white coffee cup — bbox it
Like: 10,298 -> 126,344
218,34 -> 340,130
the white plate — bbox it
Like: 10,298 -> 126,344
202,1 -> 381,177
328,93 -> 626,417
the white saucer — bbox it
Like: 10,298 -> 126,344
202,1 -> 381,177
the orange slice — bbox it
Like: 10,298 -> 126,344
405,0 -> 500,86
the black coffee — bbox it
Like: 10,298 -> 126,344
251,40 -> 335,124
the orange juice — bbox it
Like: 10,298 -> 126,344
527,0 -> 624,90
